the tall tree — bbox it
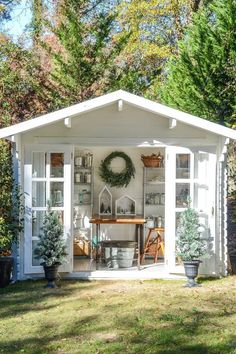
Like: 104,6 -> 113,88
41,0 -> 128,108
0,37 -> 54,127
160,0 -> 236,126
114,0 -> 209,97
160,0 -> 236,265
31,0 -> 43,48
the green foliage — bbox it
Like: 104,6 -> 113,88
115,0 -> 209,97
0,38 -> 53,127
99,151 -> 135,188
176,205 -> 208,261
227,140 -> 236,198
0,140 -> 23,255
161,0 -> 236,126
43,0 -> 129,108
35,203 -> 67,266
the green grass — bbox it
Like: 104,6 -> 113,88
0,277 -> 236,354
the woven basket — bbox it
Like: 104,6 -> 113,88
141,154 -> 163,168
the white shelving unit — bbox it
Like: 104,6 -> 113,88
73,150 -> 94,258
143,167 -> 165,228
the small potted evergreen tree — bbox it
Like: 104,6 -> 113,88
176,203 -> 208,287
35,203 -> 67,288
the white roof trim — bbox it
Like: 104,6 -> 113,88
0,89 -> 236,140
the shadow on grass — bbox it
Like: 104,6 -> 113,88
0,279 -> 236,353
1,307 -> 236,354
0,279 -> 98,319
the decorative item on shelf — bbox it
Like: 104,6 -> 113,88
99,151 -> 135,188
74,150 -> 93,168
84,152 -> 93,168
99,186 -> 112,215
74,151 -> 84,167
156,216 -> 163,228
75,171 -> 83,183
148,176 -> 165,183
81,189 -> 91,204
146,216 -> 154,228
145,192 -> 165,205
84,171 -> 92,183
115,195 -> 136,215
141,152 -> 164,167
73,207 -> 84,229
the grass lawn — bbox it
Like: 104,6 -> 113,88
0,277 -> 236,354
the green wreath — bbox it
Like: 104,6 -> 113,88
99,151 -> 135,188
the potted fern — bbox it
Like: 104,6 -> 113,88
35,203 -> 67,288
176,204 -> 208,287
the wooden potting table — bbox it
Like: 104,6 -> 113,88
89,215 -> 146,269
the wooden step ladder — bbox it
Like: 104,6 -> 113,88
141,227 -> 165,264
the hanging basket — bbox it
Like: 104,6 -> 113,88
141,153 -> 163,168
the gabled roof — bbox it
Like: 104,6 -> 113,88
0,89 -> 236,139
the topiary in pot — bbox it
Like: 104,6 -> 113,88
35,202 -> 67,288
176,204 -> 208,287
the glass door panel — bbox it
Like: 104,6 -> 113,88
176,154 -> 190,179
176,183 -> 190,208
32,210 -> 45,236
32,152 -> 46,178
32,240 -> 41,266
175,152 -> 192,268
24,145 -> 72,274
32,182 -> 46,207
50,152 -> 64,178
50,182 -> 64,207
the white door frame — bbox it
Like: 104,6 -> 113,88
24,144 -> 73,274
165,147 -> 194,273
165,146 -> 216,274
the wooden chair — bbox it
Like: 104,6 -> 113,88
141,227 -> 165,264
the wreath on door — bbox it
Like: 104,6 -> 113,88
99,151 -> 135,188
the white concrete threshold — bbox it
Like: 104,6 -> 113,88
67,263 -> 186,281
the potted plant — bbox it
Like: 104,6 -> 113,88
176,203 -> 208,287
0,141 -> 23,288
35,203 -> 67,288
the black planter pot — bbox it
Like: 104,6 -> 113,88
183,260 -> 201,288
43,264 -> 60,288
0,257 -> 14,288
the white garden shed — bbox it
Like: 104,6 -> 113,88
1,90 -> 236,280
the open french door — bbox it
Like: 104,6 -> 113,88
24,144 -> 73,274
165,147 -> 216,274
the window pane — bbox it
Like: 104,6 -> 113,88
32,211 -> 45,236
32,152 -> 46,178
176,183 -> 190,208
50,182 -> 64,207
50,153 -> 64,178
32,240 -> 41,266
32,182 -> 46,207
176,154 -> 190,179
